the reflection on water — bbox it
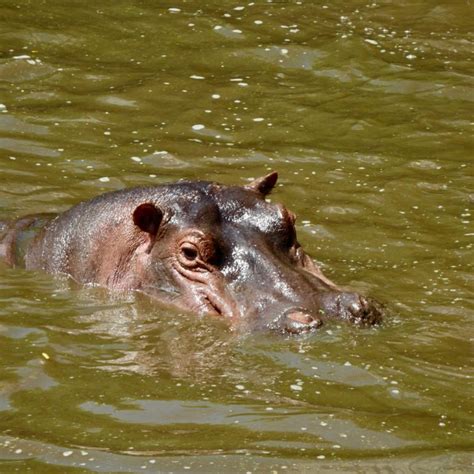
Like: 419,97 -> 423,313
0,0 -> 472,471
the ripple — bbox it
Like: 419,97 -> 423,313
0,57 -> 56,83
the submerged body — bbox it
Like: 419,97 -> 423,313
0,172 -> 383,333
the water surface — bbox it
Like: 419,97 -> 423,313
0,1 -> 472,472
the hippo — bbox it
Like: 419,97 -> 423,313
0,172 -> 383,334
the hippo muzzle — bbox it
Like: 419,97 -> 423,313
226,260 -> 384,335
264,292 -> 383,335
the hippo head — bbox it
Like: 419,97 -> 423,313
132,172 -> 383,334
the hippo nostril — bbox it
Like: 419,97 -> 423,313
345,294 -> 383,325
358,296 -> 371,311
284,309 -> 323,334
350,301 -> 362,314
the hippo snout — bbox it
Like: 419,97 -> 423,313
351,295 -> 384,325
322,292 -> 383,325
262,289 -> 384,335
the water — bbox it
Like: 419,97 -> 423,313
0,1 -> 472,472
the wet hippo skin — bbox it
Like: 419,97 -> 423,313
0,172 -> 383,334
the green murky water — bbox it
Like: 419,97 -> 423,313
0,1 -> 473,472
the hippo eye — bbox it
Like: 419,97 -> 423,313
180,243 -> 199,262
177,232 -> 218,269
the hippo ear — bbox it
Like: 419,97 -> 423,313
245,171 -> 278,196
133,203 -> 163,238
